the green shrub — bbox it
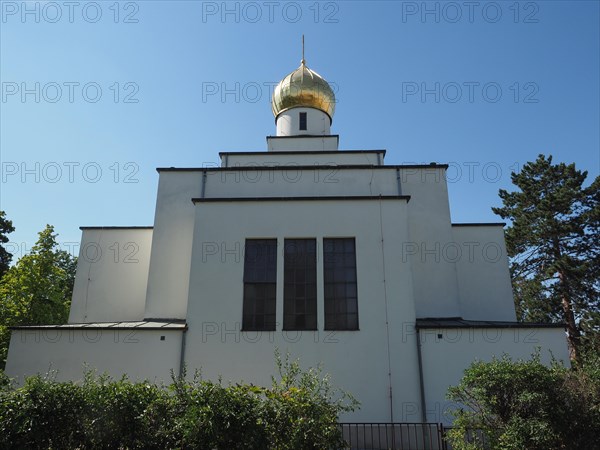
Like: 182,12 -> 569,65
447,352 -> 600,450
169,370 -> 269,450
80,371 -> 176,449
0,373 -> 87,449
0,353 -> 357,450
264,352 -> 357,450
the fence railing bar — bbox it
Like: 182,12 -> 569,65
339,422 -> 485,450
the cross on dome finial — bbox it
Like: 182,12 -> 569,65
271,37 -> 336,121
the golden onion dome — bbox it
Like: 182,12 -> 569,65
271,59 -> 336,122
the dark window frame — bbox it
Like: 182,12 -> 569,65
242,239 -> 277,331
323,238 -> 359,331
299,112 -> 307,131
283,238 -> 317,331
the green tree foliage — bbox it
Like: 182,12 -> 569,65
0,225 -> 76,368
0,211 -> 15,280
492,155 -> 600,363
446,353 -> 600,450
0,354 -> 358,450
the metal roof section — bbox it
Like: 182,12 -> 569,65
416,318 -> 566,329
10,321 -> 187,330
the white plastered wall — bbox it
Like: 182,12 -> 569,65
275,107 -> 331,137
267,135 -> 339,152
144,172 -> 203,320
399,167 -> 462,318
452,225 -> 516,321
204,166 -> 398,198
417,326 -> 569,425
5,327 -> 183,384
146,164 -> 462,323
69,228 -> 152,323
221,150 -> 383,167
184,198 -> 420,422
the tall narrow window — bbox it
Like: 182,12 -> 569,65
324,238 -> 358,330
284,239 -> 317,330
242,239 -> 277,331
299,112 -> 307,130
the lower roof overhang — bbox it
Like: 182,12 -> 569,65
10,320 -> 187,331
416,318 -> 566,329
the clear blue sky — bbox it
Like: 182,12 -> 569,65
1,0 -> 599,259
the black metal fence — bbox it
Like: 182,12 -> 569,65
339,423 -> 452,450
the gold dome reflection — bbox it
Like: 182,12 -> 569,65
271,60 -> 336,122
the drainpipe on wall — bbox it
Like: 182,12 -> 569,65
178,328 -> 188,378
416,327 -> 427,423
201,170 -> 207,198
378,197 -> 395,423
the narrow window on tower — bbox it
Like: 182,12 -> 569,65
242,239 -> 277,331
284,239 -> 317,330
324,238 -> 359,330
299,112 -> 307,131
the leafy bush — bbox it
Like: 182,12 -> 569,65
80,371 -> 174,449
0,353 -> 357,449
446,352 -> 600,450
0,372 -> 87,449
170,370 -> 269,449
264,353 -> 356,450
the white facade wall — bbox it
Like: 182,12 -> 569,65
5,140 -> 572,424
69,228 -> 152,323
452,225 -> 516,321
267,135 -> 339,151
418,326 -> 569,425
204,166 -> 398,198
220,150 -> 384,167
146,164 -> 463,321
275,107 -> 331,137
145,172 -> 203,320
184,198 -> 421,422
5,327 -> 183,384
398,168 -> 462,318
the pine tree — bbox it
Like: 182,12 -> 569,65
493,155 -> 599,364
0,211 -> 15,280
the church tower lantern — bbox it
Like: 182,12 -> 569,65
271,37 -> 336,138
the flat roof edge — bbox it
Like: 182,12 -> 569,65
219,149 -> 386,156
192,195 -> 411,204
79,226 -> 153,230
416,319 -> 566,329
452,223 -> 506,227
158,164 -> 449,172
11,321 -> 187,331
266,134 -> 339,140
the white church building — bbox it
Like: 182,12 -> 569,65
6,55 -> 569,424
